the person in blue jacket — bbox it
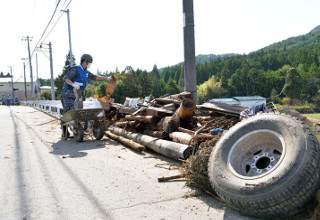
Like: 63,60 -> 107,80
61,54 -> 112,113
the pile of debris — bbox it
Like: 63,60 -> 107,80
103,92 -> 241,161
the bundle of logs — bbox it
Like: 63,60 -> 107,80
103,91 -> 242,161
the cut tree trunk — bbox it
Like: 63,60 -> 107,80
163,98 -> 196,133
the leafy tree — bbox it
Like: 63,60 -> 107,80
38,78 -> 51,86
197,76 -> 224,104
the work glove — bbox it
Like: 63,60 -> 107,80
106,75 -> 117,83
72,83 -> 80,90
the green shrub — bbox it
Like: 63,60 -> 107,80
282,97 -> 291,105
41,91 -> 51,100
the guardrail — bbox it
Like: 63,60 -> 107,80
21,100 -> 101,117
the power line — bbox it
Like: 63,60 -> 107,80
32,0 -> 73,56
31,0 -> 62,57
61,0 -> 68,9
43,0 -> 73,42
42,12 -> 64,43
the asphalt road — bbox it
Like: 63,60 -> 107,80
0,106 -> 253,220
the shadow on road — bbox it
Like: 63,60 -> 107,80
50,138 -> 117,158
10,108 -> 30,219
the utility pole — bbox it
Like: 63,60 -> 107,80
62,9 -> 73,67
183,0 -> 197,102
36,53 -> 40,100
10,66 -> 14,99
23,62 -> 27,100
48,42 -> 55,100
22,36 -> 35,100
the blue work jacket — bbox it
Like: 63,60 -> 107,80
63,64 -> 96,92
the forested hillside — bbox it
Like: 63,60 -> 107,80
54,25 -> 320,105
159,25 -> 320,104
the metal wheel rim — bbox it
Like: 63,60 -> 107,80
227,129 -> 286,180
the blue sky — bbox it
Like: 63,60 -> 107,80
1,0 -> 320,81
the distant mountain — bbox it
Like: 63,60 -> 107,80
195,53 -> 238,64
260,26 -> 320,51
160,53 -> 237,72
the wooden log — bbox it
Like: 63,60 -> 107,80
177,127 -> 215,139
178,127 -> 195,136
118,107 -> 137,115
163,98 -> 196,133
166,92 -> 192,100
143,130 -> 168,139
195,134 -> 216,139
158,174 -> 185,182
125,115 -> 155,123
113,121 -> 136,128
132,107 -> 146,116
144,100 -> 163,107
162,103 -> 177,111
169,132 -> 195,145
176,98 -> 196,122
105,131 -> 146,152
107,126 -> 192,160
193,116 -> 212,121
163,116 -> 179,133
155,98 -> 181,105
145,106 -> 174,117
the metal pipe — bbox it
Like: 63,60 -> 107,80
107,126 -> 192,160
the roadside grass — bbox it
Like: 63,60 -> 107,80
303,113 -> 320,120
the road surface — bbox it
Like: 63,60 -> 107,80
0,105 -> 253,220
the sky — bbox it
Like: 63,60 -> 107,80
1,0 -> 320,82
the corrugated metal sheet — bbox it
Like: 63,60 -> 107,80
233,96 -> 265,101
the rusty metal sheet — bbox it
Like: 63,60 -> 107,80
197,102 -> 245,116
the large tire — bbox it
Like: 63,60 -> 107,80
93,121 -> 104,140
208,113 -> 320,218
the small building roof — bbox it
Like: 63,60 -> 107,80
209,98 -> 237,102
233,96 -> 266,101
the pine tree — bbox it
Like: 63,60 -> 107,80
151,64 -> 160,78
54,52 -> 76,97
139,71 -> 152,97
165,78 -> 180,95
